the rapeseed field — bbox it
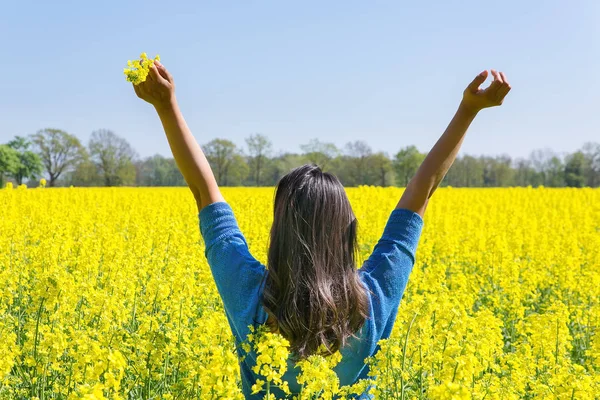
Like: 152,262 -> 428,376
0,187 -> 599,399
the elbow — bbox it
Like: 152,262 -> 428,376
427,188 -> 436,199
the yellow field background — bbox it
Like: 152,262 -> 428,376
1,187 -> 599,399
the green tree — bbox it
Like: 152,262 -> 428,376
393,146 -> 425,187
513,158 -> 541,187
66,157 -> 101,187
300,139 -> 339,171
136,155 -> 185,186
581,142 -> 600,187
227,154 -> 250,186
342,141 -> 374,186
529,149 -> 563,186
203,139 -> 239,186
246,134 -> 272,186
462,155 -> 485,186
31,128 -> 87,186
89,129 -> 137,187
564,151 -> 587,187
163,158 -> 186,186
0,145 -> 19,187
480,155 -> 514,187
370,152 -> 393,186
265,153 -> 305,185
493,155 -> 514,187
7,136 -> 43,185
546,156 -> 565,187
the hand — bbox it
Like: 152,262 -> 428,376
460,70 -> 511,114
133,61 -> 176,110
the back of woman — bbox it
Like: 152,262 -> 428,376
131,61 -> 510,397
199,166 -> 423,398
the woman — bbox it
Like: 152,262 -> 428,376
132,62 -> 510,398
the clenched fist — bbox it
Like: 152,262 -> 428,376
133,61 -> 176,110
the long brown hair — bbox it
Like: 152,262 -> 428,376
260,164 -> 370,360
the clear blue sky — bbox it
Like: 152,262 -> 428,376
1,1 -> 598,159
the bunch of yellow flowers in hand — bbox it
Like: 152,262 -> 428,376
123,52 -> 160,85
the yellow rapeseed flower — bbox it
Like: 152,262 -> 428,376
0,187 -> 598,398
123,52 -> 161,85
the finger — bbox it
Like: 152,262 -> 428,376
490,69 -> 504,84
155,61 -> 174,83
496,71 -> 511,100
467,70 -> 488,91
133,83 -> 142,98
487,69 -> 503,93
149,64 -> 168,85
136,83 -> 147,98
146,68 -> 155,83
499,71 -> 510,87
158,64 -> 173,83
496,82 -> 512,101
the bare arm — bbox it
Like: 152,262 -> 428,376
133,61 -> 224,211
397,70 -> 512,217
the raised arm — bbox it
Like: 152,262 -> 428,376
397,69 -> 511,217
133,61 -> 224,211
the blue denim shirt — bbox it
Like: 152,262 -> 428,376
199,201 -> 424,399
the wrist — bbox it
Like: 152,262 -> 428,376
457,101 -> 480,119
154,95 -> 179,115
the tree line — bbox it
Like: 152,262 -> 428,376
1,128 -> 599,188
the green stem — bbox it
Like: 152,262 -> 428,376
401,312 -> 418,400
555,318 -> 560,368
33,297 -> 46,362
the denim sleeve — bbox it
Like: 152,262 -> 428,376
359,208 -> 424,347
199,201 -> 267,341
